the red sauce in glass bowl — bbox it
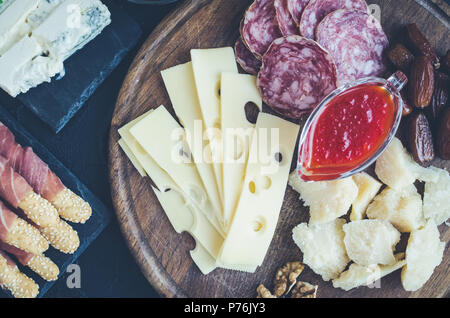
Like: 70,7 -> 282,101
299,84 -> 396,181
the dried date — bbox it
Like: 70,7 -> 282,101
406,23 -> 440,69
387,44 -> 414,71
407,112 -> 435,164
401,92 -> 413,117
429,72 -> 449,122
409,56 -> 435,109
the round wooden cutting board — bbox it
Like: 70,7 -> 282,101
109,0 -> 450,298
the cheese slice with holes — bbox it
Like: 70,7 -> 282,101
130,106 -> 224,236
161,62 -> 222,217
218,113 -> 300,267
190,47 -> 239,196
220,72 -> 262,229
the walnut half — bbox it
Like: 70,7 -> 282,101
273,261 -> 305,297
256,284 -> 276,298
291,281 -> 318,298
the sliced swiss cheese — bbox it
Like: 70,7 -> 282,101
129,106 -> 224,236
161,62 -> 222,217
118,138 -> 146,177
218,113 -> 300,267
190,47 -> 239,196
220,72 -> 262,229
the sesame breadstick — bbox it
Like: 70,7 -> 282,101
50,188 -> 91,224
40,218 -> 80,254
0,251 -> 39,298
0,124 -> 91,223
0,202 -> 49,254
0,156 -> 58,227
0,242 -> 59,281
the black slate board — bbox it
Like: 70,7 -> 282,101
12,1 -> 142,133
0,106 -> 110,298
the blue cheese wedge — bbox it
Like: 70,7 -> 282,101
26,0 -> 64,29
0,0 -> 40,55
0,36 -> 63,97
32,0 -> 111,61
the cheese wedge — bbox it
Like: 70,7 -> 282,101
220,72 -> 262,229
350,172 -> 382,221
218,113 -> 299,268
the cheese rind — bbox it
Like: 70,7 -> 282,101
220,72 -> 262,229
218,113 -> 299,267
161,62 -> 222,217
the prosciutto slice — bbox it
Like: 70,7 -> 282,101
0,242 -> 33,266
0,202 -> 18,242
0,156 -> 32,208
0,123 -> 64,201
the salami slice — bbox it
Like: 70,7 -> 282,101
241,0 -> 282,59
257,36 -> 338,118
287,0 -> 310,25
299,0 -> 368,39
275,0 -> 298,36
316,9 -> 389,84
235,37 -> 262,75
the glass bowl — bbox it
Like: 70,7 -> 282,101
296,71 -> 408,182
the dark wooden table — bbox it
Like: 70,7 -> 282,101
0,0 -> 447,298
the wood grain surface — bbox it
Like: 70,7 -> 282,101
109,0 -> 450,298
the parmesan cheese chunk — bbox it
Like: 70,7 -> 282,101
423,166 -> 450,225
289,173 -> 358,224
292,219 -> 350,281
366,185 -> 425,233
343,220 -> 401,266
375,138 -> 438,190
350,172 -> 382,221
333,253 -> 405,291
401,220 -> 445,291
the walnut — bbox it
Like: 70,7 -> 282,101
291,281 -> 318,298
256,284 -> 276,298
273,261 -> 305,297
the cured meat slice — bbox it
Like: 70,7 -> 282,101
235,37 -> 262,75
299,0 -> 368,39
316,9 -> 389,84
275,0 -> 298,36
241,0 -> 282,59
257,36 -> 338,118
287,0 -> 310,25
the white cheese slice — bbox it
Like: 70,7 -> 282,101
118,138 -> 146,177
0,35 -> 63,97
0,0 -> 40,55
152,186 -> 223,275
26,0 -> 64,29
130,106 -> 225,237
32,0 -> 111,61
218,113 -> 300,267
190,47 -> 239,196
220,72 -> 262,230
161,62 -> 222,218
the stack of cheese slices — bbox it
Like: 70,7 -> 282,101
118,47 -> 300,274
0,0 -> 111,97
